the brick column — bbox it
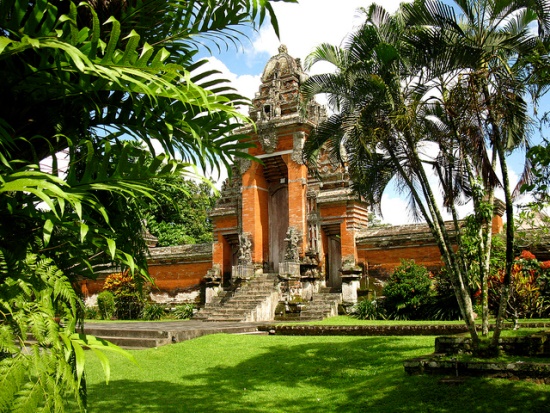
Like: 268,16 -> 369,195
241,162 -> 269,267
212,215 -> 237,279
282,153 -> 308,255
340,217 -> 357,265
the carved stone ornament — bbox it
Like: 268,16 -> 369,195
238,233 -> 253,265
284,227 -> 301,262
291,131 -> 305,165
239,157 -> 252,175
258,124 -> 278,153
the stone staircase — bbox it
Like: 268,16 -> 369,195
194,274 -> 280,322
80,322 -> 264,349
82,325 -> 174,349
299,287 -> 342,321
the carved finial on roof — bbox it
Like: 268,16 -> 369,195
278,44 -> 288,54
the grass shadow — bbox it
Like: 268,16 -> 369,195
86,335 -> 549,412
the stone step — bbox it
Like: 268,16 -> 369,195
312,294 -> 342,302
231,293 -> 273,300
218,305 -> 261,311
202,317 -> 246,322
204,308 -> 250,314
223,299 -> 264,306
83,327 -> 171,339
91,335 -> 172,349
196,275 -> 279,322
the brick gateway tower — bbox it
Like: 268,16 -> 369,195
206,46 -> 369,316
80,47 -> 509,318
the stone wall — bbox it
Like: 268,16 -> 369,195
258,324 -> 470,336
82,243 -> 212,306
403,357 -> 550,382
435,331 -> 550,356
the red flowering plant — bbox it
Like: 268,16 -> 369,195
103,271 -> 147,319
488,250 -> 550,320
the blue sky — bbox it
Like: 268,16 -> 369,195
200,0 -> 548,225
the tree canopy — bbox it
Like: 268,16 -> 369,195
144,177 -> 220,246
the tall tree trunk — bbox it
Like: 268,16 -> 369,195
394,138 -> 480,344
481,84 -> 515,348
492,139 -> 514,347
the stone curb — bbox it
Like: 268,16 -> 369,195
404,357 -> 550,383
258,324 -> 470,336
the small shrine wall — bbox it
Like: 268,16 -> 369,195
145,244 -> 213,303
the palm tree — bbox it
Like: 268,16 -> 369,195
302,0 -> 549,347
302,3 -> 481,342
402,0 -> 549,344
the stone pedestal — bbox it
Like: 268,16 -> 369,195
301,270 -> 321,301
341,265 -> 362,304
232,264 -> 255,280
278,261 -> 301,301
279,261 -> 300,278
204,268 -> 222,304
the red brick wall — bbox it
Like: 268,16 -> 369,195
357,243 -> 445,277
148,261 -> 212,294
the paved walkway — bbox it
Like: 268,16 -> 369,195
83,320 -> 269,333
82,320 -> 273,348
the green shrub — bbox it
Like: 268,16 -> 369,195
420,270 -> 462,321
84,306 -> 100,320
97,291 -> 115,320
382,260 -> 434,320
351,298 -> 385,320
141,303 -> 166,320
173,304 -> 194,320
489,250 -> 550,319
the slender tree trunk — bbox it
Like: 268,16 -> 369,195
391,138 -> 479,344
492,139 -> 514,347
480,153 -> 497,336
480,84 -> 515,348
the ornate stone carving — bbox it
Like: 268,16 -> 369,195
238,232 -> 252,265
291,131 -> 305,165
257,123 -> 278,153
239,157 -> 252,175
284,227 -> 301,262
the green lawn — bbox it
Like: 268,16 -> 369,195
85,334 -> 549,412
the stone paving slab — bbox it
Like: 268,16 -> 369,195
82,321 -> 270,349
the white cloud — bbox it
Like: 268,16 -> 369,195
380,193 -> 415,225
199,56 -> 260,116
251,0 -> 405,65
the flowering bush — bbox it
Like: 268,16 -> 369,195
103,272 -> 145,319
488,251 -> 550,319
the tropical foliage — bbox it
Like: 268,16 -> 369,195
173,303 -> 196,320
382,260 -> 435,320
488,250 -> 550,321
351,298 -> 386,320
97,290 -> 116,320
0,0 -> 293,410
302,0 -> 550,348
103,271 -> 145,320
144,177 -> 220,246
